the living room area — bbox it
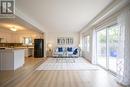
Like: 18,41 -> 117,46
46,32 -> 80,58
0,0 -> 130,87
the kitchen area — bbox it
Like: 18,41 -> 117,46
0,17 -> 44,85
0,42 -> 35,71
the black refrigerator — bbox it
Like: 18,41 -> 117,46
34,39 -> 44,58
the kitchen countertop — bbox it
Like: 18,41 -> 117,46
0,46 -> 34,49
0,48 -> 25,52
15,47 -> 34,49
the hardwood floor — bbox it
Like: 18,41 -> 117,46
0,57 -> 45,87
0,57 -> 124,87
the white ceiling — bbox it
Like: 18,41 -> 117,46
16,0 -> 113,32
0,17 -> 42,33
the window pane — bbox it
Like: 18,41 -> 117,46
108,25 -> 120,72
97,29 -> 107,68
87,36 -> 90,52
23,37 -> 32,45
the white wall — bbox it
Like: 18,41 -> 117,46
45,32 -> 80,49
0,29 -> 14,43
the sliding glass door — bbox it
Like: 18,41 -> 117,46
97,29 -> 107,68
107,25 -> 120,72
96,24 -> 120,73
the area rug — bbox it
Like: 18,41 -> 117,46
36,58 -> 100,70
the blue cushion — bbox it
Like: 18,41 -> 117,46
58,47 -> 63,52
110,50 -> 117,57
67,47 -> 72,52
73,49 -> 78,55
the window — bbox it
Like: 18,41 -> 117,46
86,36 -> 90,52
23,37 -> 33,45
82,35 -> 90,52
82,36 -> 86,50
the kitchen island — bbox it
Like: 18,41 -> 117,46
15,47 -> 34,57
0,49 -> 25,70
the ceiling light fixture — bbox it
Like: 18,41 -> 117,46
10,27 -> 17,31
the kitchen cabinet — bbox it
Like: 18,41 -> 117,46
15,47 -> 34,57
24,48 -> 34,57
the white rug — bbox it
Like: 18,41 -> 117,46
36,58 -> 100,70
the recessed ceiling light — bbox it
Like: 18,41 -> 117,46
10,27 -> 17,31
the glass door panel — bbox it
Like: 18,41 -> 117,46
96,29 -> 107,68
108,25 -> 120,73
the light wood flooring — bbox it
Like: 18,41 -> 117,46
0,57 -> 124,87
0,57 -> 45,86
